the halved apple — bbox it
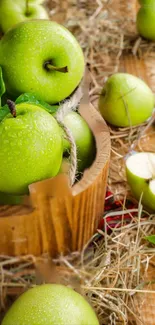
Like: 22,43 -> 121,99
126,152 -> 155,211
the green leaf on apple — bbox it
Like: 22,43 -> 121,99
0,104 -> 10,122
0,66 -> 6,105
145,235 -> 155,245
15,93 -> 59,114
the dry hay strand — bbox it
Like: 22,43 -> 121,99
0,204 -> 155,324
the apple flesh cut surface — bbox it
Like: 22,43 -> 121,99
0,102 -> 62,195
137,7 -> 155,41
126,152 -> 155,211
0,0 -> 49,34
99,73 -> 154,127
0,20 -> 85,104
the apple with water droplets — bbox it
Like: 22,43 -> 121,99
0,101 -> 62,195
0,20 -> 85,104
2,284 -> 99,325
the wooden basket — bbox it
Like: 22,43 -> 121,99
0,72 -> 111,257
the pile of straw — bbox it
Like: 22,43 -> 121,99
1,209 -> 155,324
0,1 -> 155,324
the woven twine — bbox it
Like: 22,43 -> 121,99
55,85 -> 83,186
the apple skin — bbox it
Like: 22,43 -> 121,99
62,112 -> 96,173
0,20 -> 85,104
0,192 -> 24,205
2,284 -> 99,325
137,7 -> 155,41
126,153 -> 155,211
99,73 -> 155,127
58,157 -> 70,175
29,0 -> 45,3
0,0 -> 49,34
0,102 -> 62,195
138,0 -> 155,6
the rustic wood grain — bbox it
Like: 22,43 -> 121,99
0,73 -> 111,257
120,54 -> 150,85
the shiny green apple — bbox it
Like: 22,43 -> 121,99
137,7 -> 155,40
0,20 -> 85,104
0,101 -> 62,195
126,152 -> 155,211
62,112 -> 96,172
0,0 -> 49,33
2,284 -> 99,325
99,73 -> 154,127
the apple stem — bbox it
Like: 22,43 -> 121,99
44,61 -> 68,73
7,100 -> 16,118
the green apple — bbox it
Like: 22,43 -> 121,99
99,73 -> 154,127
58,157 -> 70,175
138,0 -> 155,6
2,284 -> 99,325
126,152 -> 155,211
0,101 -> 62,195
137,7 -> 155,40
0,192 -> 24,205
62,112 -> 96,173
29,0 -> 45,3
0,0 -> 49,34
0,20 -> 85,104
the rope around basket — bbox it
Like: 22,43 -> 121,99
55,85 -> 83,186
